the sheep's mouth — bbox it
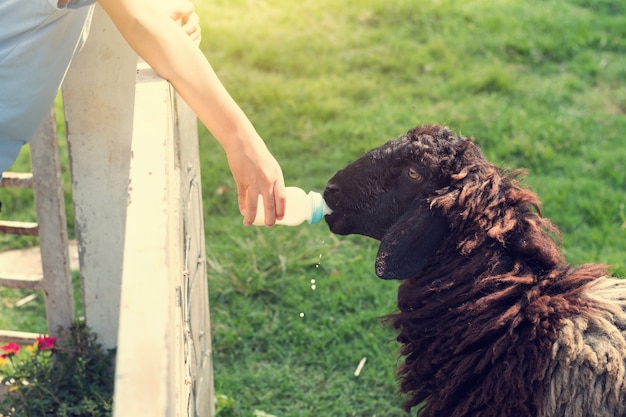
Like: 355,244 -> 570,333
323,185 -> 371,236
324,210 -> 351,235
324,209 -> 385,240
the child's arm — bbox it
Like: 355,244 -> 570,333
97,0 -> 286,226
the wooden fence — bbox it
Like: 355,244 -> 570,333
66,6 -> 214,416
112,59 -> 214,417
1,4 -> 215,416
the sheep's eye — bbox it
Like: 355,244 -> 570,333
407,167 -> 421,181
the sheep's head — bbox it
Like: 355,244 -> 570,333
324,124 -> 560,280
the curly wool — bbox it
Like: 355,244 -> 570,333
385,126 -> 625,417
324,124 -> 626,417
542,278 -> 626,417
380,126 -> 626,417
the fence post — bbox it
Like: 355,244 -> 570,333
61,5 -> 214,415
113,63 -> 214,417
61,5 -> 137,350
30,109 -> 75,337
173,72 -> 215,417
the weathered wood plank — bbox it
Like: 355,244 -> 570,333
114,64 -> 214,417
0,330 -> 40,345
175,80 -> 215,417
0,273 -> 44,290
0,221 -> 39,236
30,109 -> 75,336
115,64 -> 179,417
0,172 -> 34,188
62,4 -> 137,350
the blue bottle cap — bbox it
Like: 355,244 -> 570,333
308,191 -> 326,224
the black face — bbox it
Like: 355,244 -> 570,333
324,139 -> 439,241
323,126 -> 468,279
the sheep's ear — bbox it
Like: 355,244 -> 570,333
375,204 -> 448,280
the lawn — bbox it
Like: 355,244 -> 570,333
1,0 -> 626,416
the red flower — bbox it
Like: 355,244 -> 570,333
1,342 -> 21,358
36,335 -> 57,351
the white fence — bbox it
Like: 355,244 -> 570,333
5,4 -> 216,416
0,6 -> 215,417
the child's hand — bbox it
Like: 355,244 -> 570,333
226,142 -> 286,227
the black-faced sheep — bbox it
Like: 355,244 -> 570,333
323,124 -> 626,417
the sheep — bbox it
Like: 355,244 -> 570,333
323,124 -> 626,417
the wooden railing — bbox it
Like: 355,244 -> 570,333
112,59 -> 214,417
0,4 -> 215,416
0,109 -> 75,346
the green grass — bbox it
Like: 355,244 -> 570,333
2,0 -> 626,415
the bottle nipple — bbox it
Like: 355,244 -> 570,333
308,190 -> 332,224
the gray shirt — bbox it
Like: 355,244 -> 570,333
0,0 -> 95,172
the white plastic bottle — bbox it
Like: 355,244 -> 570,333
253,186 -> 332,226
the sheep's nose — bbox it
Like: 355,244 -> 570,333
323,181 -> 340,205
324,182 -> 340,195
